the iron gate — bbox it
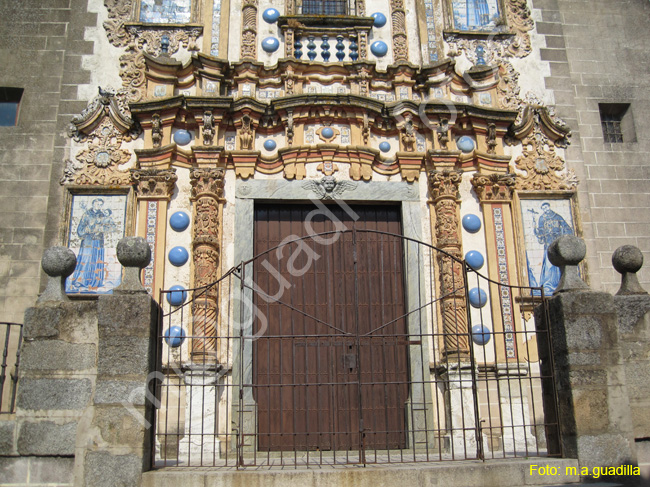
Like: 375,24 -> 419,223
154,229 -> 561,468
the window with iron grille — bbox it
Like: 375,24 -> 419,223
599,103 -> 635,144
300,0 -> 348,15
0,87 -> 23,127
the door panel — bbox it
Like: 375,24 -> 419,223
253,204 -> 408,451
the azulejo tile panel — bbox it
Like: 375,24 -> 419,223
66,194 -> 128,295
140,0 -> 192,24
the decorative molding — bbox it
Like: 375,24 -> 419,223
130,168 -> 178,200
427,169 -> 468,357
389,0 -> 409,62
240,0 -> 258,60
471,172 -> 516,202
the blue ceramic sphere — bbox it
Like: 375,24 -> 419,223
371,12 -> 387,28
169,211 -> 190,232
262,8 -> 280,23
173,129 -> 192,146
457,135 -> 475,153
321,127 -> 335,139
263,139 -> 277,151
379,141 -> 391,153
462,214 -> 482,233
168,246 -> 189,266
472,324 -> 491,346
469,287 -> 488,308
370,40 -> 388,57
262,37 -> 280,53
166,285 -> 187,306
465,250 -> 485,270
164,326 -> 186,348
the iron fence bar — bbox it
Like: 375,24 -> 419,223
151,229 -> 561,468
0,323 -> 23,414
463,265 -> 484,461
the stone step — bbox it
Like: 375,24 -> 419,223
142,458 -> 582,487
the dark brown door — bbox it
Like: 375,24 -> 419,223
252,204 -> 408,451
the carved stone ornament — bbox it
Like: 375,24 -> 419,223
130,168 -> 178,199
190,167 -> 226,201
62,87 -> 141,186
302,176 -> 357,200
103,1 -> 201,102
390,0 -> 409,62
437,118 -> 450,149
428,169 -> 462,201
240,0 -> 258,60
202,110 -> 215,146
238,115 -> 254,150
471,172 -> 516,202
400,118 -> 416,152
514,131 -> 577,191
486,123 -> 497,154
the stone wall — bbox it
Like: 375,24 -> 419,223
0,0 -> 97,323
531,0 -> 650,293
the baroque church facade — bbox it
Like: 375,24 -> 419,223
1,0 -> 649,475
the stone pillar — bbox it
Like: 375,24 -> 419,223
427,169 -> 469,358
189,168 -> 225,363
535,236 -> 637,472
0,247 -> 93,485
77,236 -> 158,487
611,246 -> 650,469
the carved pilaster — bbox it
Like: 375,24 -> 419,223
428,169 -> 469,358
130,168 -> 178,200
471,173 -> 516,203
189,168 -> 225,362
241,0 -> 258,60
390,0 -> 409,62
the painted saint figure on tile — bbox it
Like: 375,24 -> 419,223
66,195 -> 127,294
520,199 -> 575,296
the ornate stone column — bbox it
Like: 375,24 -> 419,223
189,168 -> 225,362
427,169 -> 469,358
131,168 -> 178,295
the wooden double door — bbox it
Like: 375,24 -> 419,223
252,204 -> 409,451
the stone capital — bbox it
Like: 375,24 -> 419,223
427,169 -> 463,201
130,168 -> 178,200
471,172 -> 516,203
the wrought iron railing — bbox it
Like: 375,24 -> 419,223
153,230 -> 560,467
0,322 -> 23,414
